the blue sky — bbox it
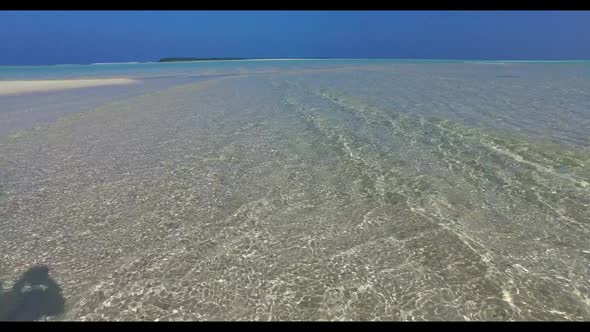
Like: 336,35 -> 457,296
0,11 -> 589,65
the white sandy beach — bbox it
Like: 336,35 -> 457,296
0,78 -> 137,96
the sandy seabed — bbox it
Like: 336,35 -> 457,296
1,63 -> 589,321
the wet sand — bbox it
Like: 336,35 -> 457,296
0,78 -> 137,96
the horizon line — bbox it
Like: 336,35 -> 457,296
1,57 -> 590,67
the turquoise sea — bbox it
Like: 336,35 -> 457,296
1,58 -> 588,80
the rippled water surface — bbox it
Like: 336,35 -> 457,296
1,61 -> 589,320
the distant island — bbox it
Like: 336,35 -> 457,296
159,57 -> 248,62
158,57 -> 337,62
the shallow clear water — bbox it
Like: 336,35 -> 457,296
0,59 -> 411,80
2,59 -> 586,80
0,60 -> 589,321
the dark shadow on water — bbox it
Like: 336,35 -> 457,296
0,265 -> 65,321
